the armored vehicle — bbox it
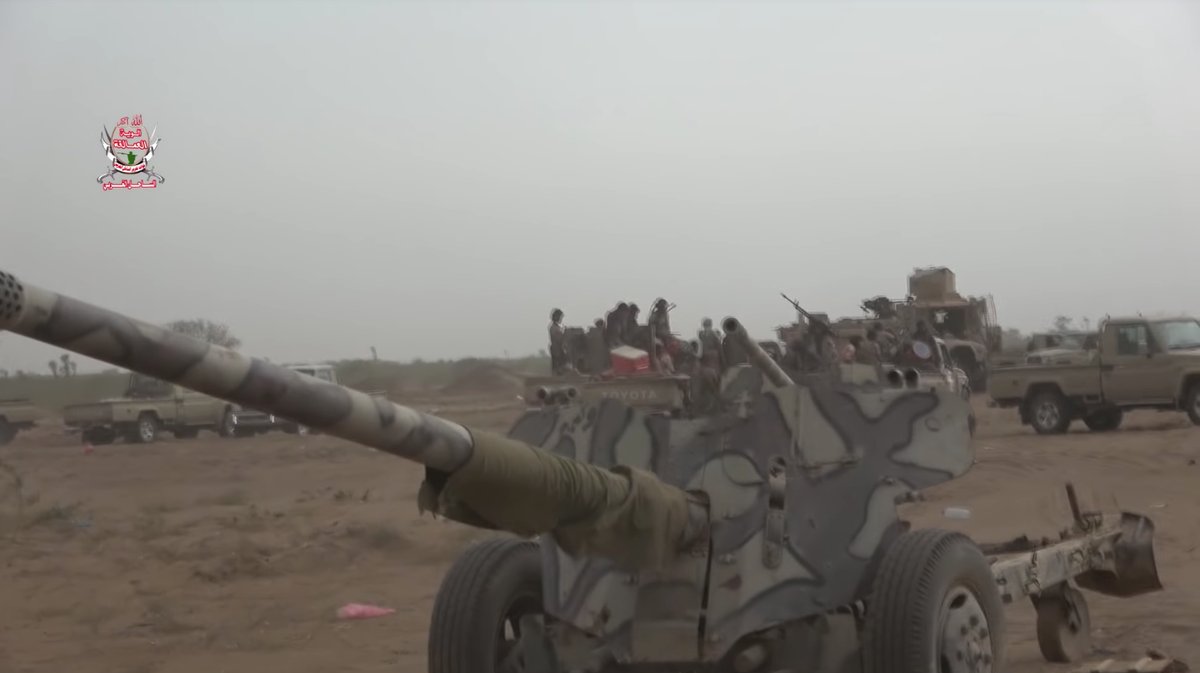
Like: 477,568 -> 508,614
0,269 -> 1164,673
858,267 -> 1001,391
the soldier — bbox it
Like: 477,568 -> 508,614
605,303 -> 628,347
695,318 -> 724,413
873,321 -> 899,360
648,298 -> 671,338
625,303 -> 642,348
549,309 -> 569,374
856,329 -> 882,367
586,318 -> 610,374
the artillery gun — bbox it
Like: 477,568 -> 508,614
0,269 -> 1164,673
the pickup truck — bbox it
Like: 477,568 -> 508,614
989,315 -> 1200,434
64,372 -> 259,444
228,363 -> 386,435
0,398 -> 44,445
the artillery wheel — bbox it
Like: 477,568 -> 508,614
1029,390 -> 1071,435
863,528 -> 1006,673
1035,584 -> 1091,663
429,536 -> 545,673
1083,409 -> 1123,432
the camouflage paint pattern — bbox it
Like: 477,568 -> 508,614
508,355 -> 975,663
0,269 -> 703,571
1,269 -> 1008,667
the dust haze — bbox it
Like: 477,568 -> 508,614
3,0 -> 1200,372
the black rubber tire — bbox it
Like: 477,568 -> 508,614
219,409 -> 237,438
133,413 -> 159,444
0,420 -> 15,446
1035,584 -> 1091,663
863,528 -> 1006,673
429,536 -> 544,673
1028,390 -> 1071,435
1082,409 -> 1123,432
1185,383 -> 1200,426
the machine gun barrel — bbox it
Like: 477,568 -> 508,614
721,317 -> 794,387
0,269 -> 705,570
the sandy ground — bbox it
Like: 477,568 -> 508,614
0,393 -> 1197,673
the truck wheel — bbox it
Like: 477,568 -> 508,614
1186,383 -> 1200,426
429,537 -> 544,673
1082,409 -> 1123,432
218,407 -> 238,439
863,529 -> 1006,673
1029,390 -> 1071,435
133,413 -> 159,444
1034,584 -> 1091,663
0,420 -> 15,446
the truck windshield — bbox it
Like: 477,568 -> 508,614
1155,320 -> 1200,350
294,367 -> 334,382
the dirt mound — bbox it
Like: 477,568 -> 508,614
441,362 -> 523,395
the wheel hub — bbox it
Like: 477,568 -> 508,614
1036,402 -> 1059,429
939,586 -> 994,673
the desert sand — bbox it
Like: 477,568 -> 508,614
0,392 -> 1196,673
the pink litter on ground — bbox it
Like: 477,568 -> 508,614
82,443 -> 94,455
337,603 -> 396,620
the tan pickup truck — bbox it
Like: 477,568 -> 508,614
227,363 -> 386,435
64,372 -> 252,444
0,398 -> 44,445
989,316 -> 1200,434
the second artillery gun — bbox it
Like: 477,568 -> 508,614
0,269 -> 1164,673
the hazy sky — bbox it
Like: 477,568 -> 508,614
2,0 -> 1199,373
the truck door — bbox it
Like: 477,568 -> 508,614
1101,322 -> 1175,404
176,388 -> 216,427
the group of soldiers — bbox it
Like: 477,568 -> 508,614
546,303 -> 940,413
547,299 -> 675,375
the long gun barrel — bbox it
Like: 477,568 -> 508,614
721,316 -> 794,387
0,269 -> 705,570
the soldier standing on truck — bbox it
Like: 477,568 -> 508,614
605,303 -> 628,347
696,318 -> 724,413
856,328 -> 882,367
586,318 -> 609,374
624,303 -> 642,348
649,298 -> 671,338
549,309 -> 570,374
